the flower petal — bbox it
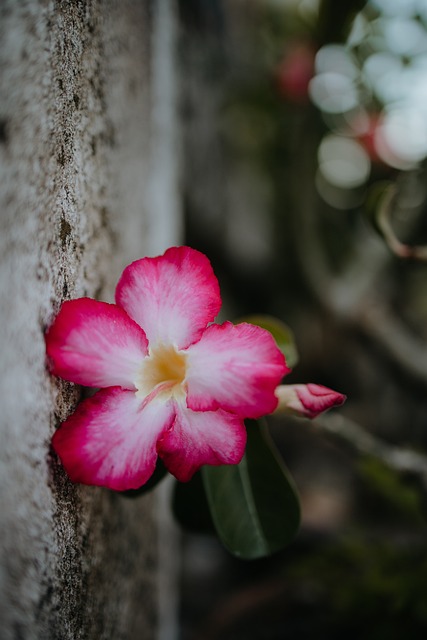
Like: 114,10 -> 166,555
185,322 -> 289,418
275,383 -> 346,419
46,298 -> 148,389
52,387 -> 175,491
157,400 -> 247,482
115,246 -> 221,350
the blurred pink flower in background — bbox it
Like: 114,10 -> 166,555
276,41 -> 316,104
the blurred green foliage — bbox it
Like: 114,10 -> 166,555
357,457 -> 426,525
283,536 -> 427,638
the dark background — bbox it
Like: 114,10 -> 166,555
176,1 -> 427,638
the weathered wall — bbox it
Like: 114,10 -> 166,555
0,1 -> 180,638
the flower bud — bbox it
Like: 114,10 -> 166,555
274,383 -> 346,419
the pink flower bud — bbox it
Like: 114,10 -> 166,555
274,383 -> 346,419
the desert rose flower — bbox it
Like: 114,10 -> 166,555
46,246 -> 288,491
275,383 -> 346,419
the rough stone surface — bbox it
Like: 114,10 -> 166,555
0,1 -> 180,638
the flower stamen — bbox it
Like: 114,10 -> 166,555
136,344 -> 187,398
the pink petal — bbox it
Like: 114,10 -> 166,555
46,298 -> 148,389
157,400 -> 247,482
185,322 -> 289,418
275,383 -> 346,419
115,246 -> 221,350
52,387 -> 175,491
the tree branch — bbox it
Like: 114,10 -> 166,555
314,412 -> 427,489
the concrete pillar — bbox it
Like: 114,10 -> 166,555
0,1 -> 180,638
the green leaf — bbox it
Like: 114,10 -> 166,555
237,314 -> 299,368
120,458 -> 168,498
172,472 -> 216,534
202,419 -> 301,559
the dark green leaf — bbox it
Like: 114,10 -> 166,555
120,458 -> 168,498
202,419 -> 300,559
237,314 -> 299,368
172,472 -> 215,534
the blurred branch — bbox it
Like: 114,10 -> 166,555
370,184 -> 427,262
355,301 -> 427,387
291,122 -> 427,387
314,413 -> 427,489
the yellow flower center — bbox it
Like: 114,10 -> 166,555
136,344 -> 187,398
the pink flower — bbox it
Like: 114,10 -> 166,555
46,246 -> 288,491
275,383 -> 346,419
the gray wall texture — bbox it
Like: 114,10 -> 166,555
0,1 -> 180,638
